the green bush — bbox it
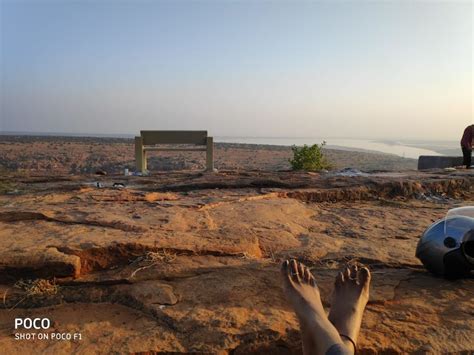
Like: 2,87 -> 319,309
289,141 -> 331,171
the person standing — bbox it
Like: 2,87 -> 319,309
461,124 -> 473,169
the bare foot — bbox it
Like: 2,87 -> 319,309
281,259 -> 345,355
328,264 -> 371,353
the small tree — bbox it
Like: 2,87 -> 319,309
289,141 -> 331,171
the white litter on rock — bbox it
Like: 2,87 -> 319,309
333,168 -> 368,177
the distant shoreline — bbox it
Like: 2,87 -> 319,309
0,133 -> 412,158
1,132 -> 457,158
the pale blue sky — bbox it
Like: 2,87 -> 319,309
1,0 -> 472,140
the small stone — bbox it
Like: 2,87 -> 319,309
128,281 -> 178,305
418,344 -> 435,353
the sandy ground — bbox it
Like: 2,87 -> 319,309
0,135 -> 417,174
0,137 -> 473,354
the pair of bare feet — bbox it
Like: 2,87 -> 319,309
281,259 -> 371,355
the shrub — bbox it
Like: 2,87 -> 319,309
289,141 -> 331,171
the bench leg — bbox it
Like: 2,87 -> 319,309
206,136 -> 214,171
135,136 -> 146,173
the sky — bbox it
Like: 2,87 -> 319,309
0,0 -> 472,140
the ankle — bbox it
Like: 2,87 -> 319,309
325,342 -> 354,355
340,334 -> 357,354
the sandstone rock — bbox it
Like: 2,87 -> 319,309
0,247 -> 81,281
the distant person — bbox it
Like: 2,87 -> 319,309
281,259 -> 370,354
461,125 -> 473,169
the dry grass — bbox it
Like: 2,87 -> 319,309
0,180 -> 16,195
129,250 -> 177,278
3,279 -> 59,310
14,279 -> 59,297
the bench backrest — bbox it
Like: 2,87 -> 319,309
140,130 -> 208,145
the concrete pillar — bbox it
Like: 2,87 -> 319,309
135,136 -> 146,173
206,136 -> 214,171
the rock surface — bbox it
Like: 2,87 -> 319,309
0,169 -> 473,354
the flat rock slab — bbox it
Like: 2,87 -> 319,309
418,155 -> 464,170
0,170 -> 473,353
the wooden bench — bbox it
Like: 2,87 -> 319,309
135,130 -> 214,173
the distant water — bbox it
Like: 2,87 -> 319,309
215,137 -> 446,159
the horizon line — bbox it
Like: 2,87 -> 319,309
0,131 -> 460,143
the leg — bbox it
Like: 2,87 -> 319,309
462,147 -> 472,169
143,149 -> 148,172
328,264 -> 371,354
281,260 -> 349,355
